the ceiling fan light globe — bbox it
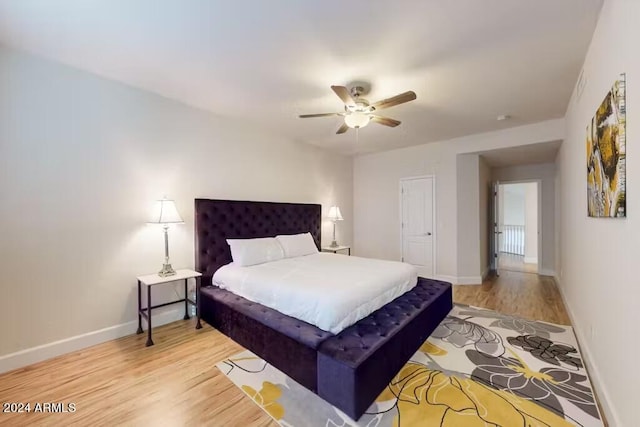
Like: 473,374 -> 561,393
344,112 -> 371,129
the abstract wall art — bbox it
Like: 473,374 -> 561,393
586,73 -> 626,217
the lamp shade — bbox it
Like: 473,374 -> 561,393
148,198 -> 184,224
327,206 -> 344,221
344,112 -> 371,129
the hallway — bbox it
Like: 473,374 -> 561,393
497,252 -> 538,274
453,269 -> 569,325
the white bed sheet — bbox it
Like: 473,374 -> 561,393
212,252 -> 417,334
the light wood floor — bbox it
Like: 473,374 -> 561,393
0,271 -> 573,427
498,252 -> 539,274
454,269 -> 570,325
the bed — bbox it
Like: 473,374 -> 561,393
194,198 -> 452,420
213,252 -> 418,334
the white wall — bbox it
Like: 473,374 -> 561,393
554,169 -> 562,280
502,184 -> 526,226
0,47 -> 353,364
493,163 -> 555,275
558,0 -> 639,424
353,118 -> 564,283
456,154 -> 481,280
498,184 -> 505,230
523,182 -> 538,263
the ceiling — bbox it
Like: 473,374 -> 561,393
480,140 -> 562,168
0,1 -> 602,155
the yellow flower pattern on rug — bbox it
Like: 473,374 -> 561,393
377,363 -> 572,427
217,305 -> 602,426
241,381 -> 285,420
419,340 -> 447,356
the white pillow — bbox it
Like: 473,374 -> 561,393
276,232 -> 318,258
226,237 -> 284,267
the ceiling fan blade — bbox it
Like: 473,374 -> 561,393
371,91 -> 417,110
331,85 -> 356,107
336,123 -> 349,134
299,112 -> 342,118
371,115 -> 401,127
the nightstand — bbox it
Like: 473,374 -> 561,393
322,245 -> 351,255
136,269 -> 202,346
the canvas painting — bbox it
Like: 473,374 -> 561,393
586,73 -> 626,217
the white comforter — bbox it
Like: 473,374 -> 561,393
212,252 -> 417,334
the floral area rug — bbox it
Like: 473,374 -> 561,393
216,304 -> 603,426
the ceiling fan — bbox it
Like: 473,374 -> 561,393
299,84 -> 417,134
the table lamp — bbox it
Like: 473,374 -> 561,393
328,206 -> 344,248
148,198 -> 184,276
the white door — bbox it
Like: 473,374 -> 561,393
491,182 -> 501,274
401,177 -> 435,277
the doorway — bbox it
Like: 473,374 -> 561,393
400,176 -> 436,278
493,181 -> 540,274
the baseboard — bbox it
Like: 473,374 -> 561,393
524,256 -> 538,264
481,266 -> 491,281
434,274 -> 483,285
538,268 -> 556,277
434,274 -> 457,283
0,308 -> 185,374
456,276 -> 483,285
553,276 -> 619,426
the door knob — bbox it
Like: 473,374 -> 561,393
426,232 -> 432,236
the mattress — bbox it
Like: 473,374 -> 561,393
212,252 -> 417,334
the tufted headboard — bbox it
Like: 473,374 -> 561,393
194,199 -> 321,285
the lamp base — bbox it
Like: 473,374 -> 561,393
158,263 -> 176,277
329,240 -> 339,248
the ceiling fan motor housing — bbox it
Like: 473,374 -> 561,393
350,85 -> 366,97
346,98 -> 371,113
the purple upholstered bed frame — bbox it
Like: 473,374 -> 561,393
194,198 -> 452,420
